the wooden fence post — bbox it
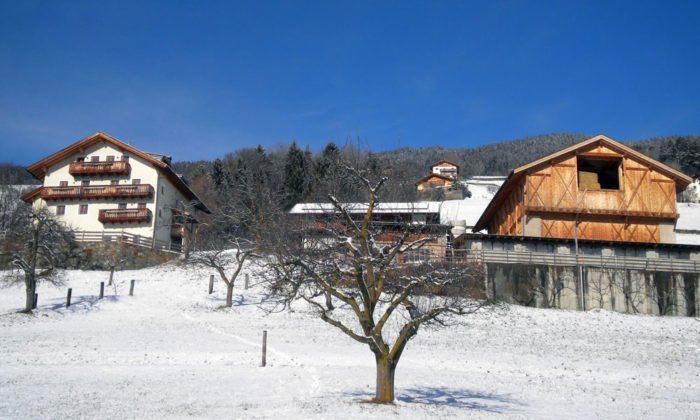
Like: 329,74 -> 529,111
261,330 -> 267,367
33,293 -> 38,309
108,265 -> 115,286
245,273 -> 250,290
129,280 -> 135,296
209,275 -> 214,294
66,288 -> 72,307
99,282 -> 104,299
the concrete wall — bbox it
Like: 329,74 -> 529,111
486,264 -> 699,316
460,235 -> 700,317
659,221 -> 676,243
524,215 -> 541,237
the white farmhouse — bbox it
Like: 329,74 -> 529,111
21,132 -> 209,252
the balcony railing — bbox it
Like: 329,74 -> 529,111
72,230 -> 182,253
69,160 -> 131,176
41,184 -> 153,200
98,208 -> 152,224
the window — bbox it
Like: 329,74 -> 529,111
161,186 -> 164,194
111,180 -> 119,185
122,155 -> 129,162
106,155 -> 115,162
79,204 -> 88,214
404,248 -> 431,264
77,157 -> 85,162
91,156 -> 99,162
577,156 -> 621,190
56,205 -> 65,215
59,181 -> 68,187
132,179 -> 141,185
118,203 -> 127,209
138,203 -> 147,209
81,180 -> 90,186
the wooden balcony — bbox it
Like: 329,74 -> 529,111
99,208 -> 152,224
40,184 -> 153,200
69,160 -> 130,176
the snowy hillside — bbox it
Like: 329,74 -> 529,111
1,262 -> 699,418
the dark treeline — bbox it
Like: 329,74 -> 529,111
0,163 -> 41,185
3,134 -> 699,192
170,133 -> 700,249
173,134 -> 700,209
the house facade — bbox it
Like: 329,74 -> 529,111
416,161 -> 462,199
415,173 -> 456,192
21,132 -> 209,252
430,160 -> 459,178
473,135 -> 692,244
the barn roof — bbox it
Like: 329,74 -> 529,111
430,160 -> 459,170
24,132 -> 210,213
472,134 -> 692,232
289,202 -> 442,215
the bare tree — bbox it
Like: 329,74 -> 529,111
269,170 -> 487,403
0,185 -> 30,233
1,208 -> 75,312
190,226 -> 259,307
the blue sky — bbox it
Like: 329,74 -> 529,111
1,0 -> 699,164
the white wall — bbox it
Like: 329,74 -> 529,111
153,172 -> 193,245
35,140 -> 190,243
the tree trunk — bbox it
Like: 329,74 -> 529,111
24,225 -> 40,312
374,355 -> 396,403
24,275 -> 36,312
226,283 -> 234,307
324,290 -> 334,310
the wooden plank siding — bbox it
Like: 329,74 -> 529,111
488,141 -> 681,243
541,217 -> 660,243
489,178 -> 524,236
523,147 -> 677,218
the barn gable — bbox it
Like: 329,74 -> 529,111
473,135 -> 692,243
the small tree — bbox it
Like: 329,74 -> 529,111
2,208 -> 74,312
190,227 -> 259,307
270,170 -> 486,403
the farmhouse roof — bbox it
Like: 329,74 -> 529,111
430,160 -> 459,170
472,134 -> 692,232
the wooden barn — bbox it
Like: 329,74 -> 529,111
473,135 -> 692,243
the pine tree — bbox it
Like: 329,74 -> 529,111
283,142 -> 308,210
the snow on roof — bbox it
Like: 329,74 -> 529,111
290,198 -> 491,228
674,232 -> 700,245
289,202 -> 443,215
675,202 -> 700,231
470,175 -> 508,180
290,198 -> 700,241
439,198 -> 491,228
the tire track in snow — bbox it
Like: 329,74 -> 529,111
180,312 -> 321,397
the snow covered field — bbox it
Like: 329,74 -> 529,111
1,262 -> 699,419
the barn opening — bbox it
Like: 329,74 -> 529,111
577,156 -> 621,190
